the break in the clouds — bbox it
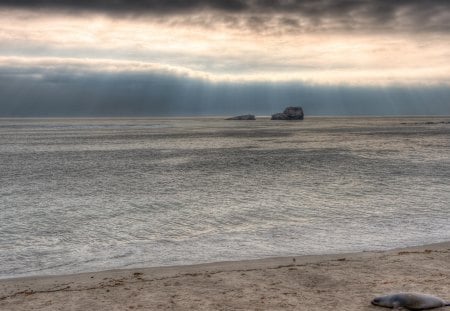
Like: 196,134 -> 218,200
0,0 -> 449,115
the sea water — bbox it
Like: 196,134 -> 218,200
0,117 -> 449,279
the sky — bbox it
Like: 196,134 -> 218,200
0,0 -> 449,116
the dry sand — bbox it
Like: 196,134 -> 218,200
1,242 -> 449,311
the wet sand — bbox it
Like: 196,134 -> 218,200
1,242 -> 449,311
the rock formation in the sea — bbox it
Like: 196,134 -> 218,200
271,107 -> 304,120
226,114 -> 256,120
400,120 -> 450,125
271,113 -> 289,120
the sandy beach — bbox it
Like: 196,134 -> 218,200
1,242 -> 449,310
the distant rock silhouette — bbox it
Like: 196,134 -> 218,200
270,112 -> 289,120
226,114 -> 256,120
271,107 -> 304,120
400,120 -> 450,125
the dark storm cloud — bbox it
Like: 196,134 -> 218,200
1,0 -> 448,33
0,0 -> 447,13
0,0 -> 249,13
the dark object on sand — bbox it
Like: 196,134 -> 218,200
226,114 -> 256,120
371,293 -> 450,310
271,107 -> 304,120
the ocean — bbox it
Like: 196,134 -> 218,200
0,117 -> 449,279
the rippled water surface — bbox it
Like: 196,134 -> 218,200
1,117 -> 449,278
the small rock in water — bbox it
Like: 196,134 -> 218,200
225,114 -> 256,120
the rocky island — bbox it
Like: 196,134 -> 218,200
225,114 -> 256,120
271,106 -> 304,120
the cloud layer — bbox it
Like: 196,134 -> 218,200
2,62 -> 449,117
1,9 -> 449,85
0,1 -> 449,115
0,0 -> 449,33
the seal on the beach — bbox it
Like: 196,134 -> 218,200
371,293 -> 450,310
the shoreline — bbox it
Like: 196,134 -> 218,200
1,241 -> 449,310
2,241 -> 450,282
